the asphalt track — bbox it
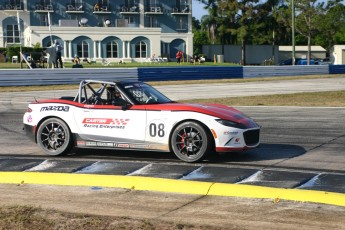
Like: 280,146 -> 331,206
1,77 -> 345,208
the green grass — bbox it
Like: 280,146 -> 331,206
182,90 -> 345,107
0,61 -> 239,69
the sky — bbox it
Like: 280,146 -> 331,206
192,0 -> 208,20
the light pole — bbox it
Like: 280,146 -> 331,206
17,10 -> 22,69
292,0 -> 295,65
48,11 -> 53,45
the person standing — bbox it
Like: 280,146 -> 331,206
54,40 -> 63,68
176,50 -> 183,64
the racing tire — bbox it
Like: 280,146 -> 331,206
171,121 -> 210,162
36,118 -> 73,156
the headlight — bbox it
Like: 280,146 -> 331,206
215,119 -> 246,129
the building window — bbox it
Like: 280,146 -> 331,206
146,16 -> 159,28
6,25 -> 20,44
5,0 -> 23,10
135,41 -> 147,58
70,0 -> 83,5
125,16 -> 135,24
77,41 -> 89,58
68,0 -> 83,9
106,41 -> 118,58
177,0 -> 188,5
38,0 -> 52,4
95,0 -> 109,6
125,0 -> 136,6
39,14 -> 49,26
147,0 -> 158,7
176,16 -> 188,30
96,0 -> 108,4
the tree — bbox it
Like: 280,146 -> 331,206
292,0 -> 325,64
254,0 -> 288,45
198,0 -> 282,65
274,0 -> 323,63
221,0 -> 270,65
199,0 -> 257,64
200,1 -> 220,44
192,17 -> 210,54
315,1 -> 345,49
194,0 -> 345,64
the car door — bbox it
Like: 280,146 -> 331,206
73,104 -> 147,146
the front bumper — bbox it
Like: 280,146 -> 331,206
215,127 -> 260,152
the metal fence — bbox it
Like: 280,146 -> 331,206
243,65 -> 330,78
0,65 -> 344,86
137,66 -> 243,81
0,68 -> 138,86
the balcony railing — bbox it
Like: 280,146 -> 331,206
171,5 -> 190,14
66,3 -> 84,13
34,2 -> 53,12
1,2 -> 23,10
145,5 -> 163,14
120,4 -> 139,14
93,3 -> 111,13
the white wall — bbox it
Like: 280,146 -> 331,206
0,11 -> 30,47
330,45 -> 345,65
202,45 -> 279,65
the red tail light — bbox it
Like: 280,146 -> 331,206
27,107 -> 32,113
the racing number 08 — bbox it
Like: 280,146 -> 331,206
149,123 -> 165,137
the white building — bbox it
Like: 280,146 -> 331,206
0,0 -> 193,62
330,45 -> 345,65
279,46 -> 327,61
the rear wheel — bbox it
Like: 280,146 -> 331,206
36,118 -> 73,156
171,121 -> 210,162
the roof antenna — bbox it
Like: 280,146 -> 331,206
34,97 -> 38,102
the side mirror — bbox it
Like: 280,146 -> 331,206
111,98 -> 130,110
121,103 -> 129,110
119,100 -> 130,110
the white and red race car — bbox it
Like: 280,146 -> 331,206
23,80 -> 260,162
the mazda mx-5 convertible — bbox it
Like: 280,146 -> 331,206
23,80 -> 260,162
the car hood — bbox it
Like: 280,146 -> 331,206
147,103 -> 259,128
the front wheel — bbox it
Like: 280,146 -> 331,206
36,118 -> 73,156
171,121 -> 210,162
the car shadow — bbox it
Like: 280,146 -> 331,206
207,143 -> 306,164
67,147 -> 178,162
66,143 -> 306,165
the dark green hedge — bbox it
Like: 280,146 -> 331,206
1,46 -> 45,62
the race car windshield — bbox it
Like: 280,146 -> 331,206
122,83 -> 172,105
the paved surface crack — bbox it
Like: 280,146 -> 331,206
306,134 -> 345,152
153,183 -> 216,220
268,134 -> 345,169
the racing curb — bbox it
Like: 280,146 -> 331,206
1,171 -> 345,207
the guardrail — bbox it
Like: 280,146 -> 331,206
243,65 -> 329,78
0,65 -> 344,86
137,66 -> 243,81
329,65 -> 345,74
0,68 -> 138,86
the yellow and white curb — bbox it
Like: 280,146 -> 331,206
1,172 -> 345,207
